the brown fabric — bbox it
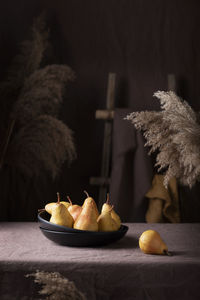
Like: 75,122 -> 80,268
1,222 -> 200,300
110,109 -> 154,222
145,174 -> 180,223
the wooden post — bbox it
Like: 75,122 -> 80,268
90,73 -> 116,209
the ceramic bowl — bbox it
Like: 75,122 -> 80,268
38,211 -> 129,246
39,225 -> 129,247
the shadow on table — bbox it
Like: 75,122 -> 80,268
103,236 -> 138,249
170,250 -> 189,256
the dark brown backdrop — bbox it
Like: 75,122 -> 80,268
0,0 -> 199,221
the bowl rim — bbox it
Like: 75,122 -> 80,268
38,211 -> 128,234
39,224 -> 129,235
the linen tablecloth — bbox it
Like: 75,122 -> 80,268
0,222 -> 200,299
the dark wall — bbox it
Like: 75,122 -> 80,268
0,0 -> 199,220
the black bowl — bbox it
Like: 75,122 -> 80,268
38,210 -> 85,233
39,225 -> 129,247
38,210 -> 127,234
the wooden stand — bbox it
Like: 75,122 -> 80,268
90,73 -> 116,209
90,73 -> 176,209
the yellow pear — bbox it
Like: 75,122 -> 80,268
45,193 -> 71,214
74,196 -> 98,231
101,193 -> 121,228
82,191 -> 99,220
45,202 -> 56,214
67,196 -> 82,222
60,201 -> 72,209
139,230 -> 171,255
49,193 -> 74,227
97,206 -> 119,231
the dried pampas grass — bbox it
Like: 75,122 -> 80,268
11,64 -> 75,125
0,14 -> 76,179
7,115 -> 76,178
0,15 -> 49,145
126,91 -> 200,188
26,270 -> 86,300
0,13 -> 49,121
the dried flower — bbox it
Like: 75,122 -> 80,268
0,14 -> 76,179
126,91 -> 200,188
6,115 -> 76,179
26,270 -> 86,300
0,13 -> 49,95
0,14 -> 49,134
11,64 -> 75,125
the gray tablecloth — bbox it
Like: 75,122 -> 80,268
0,222 -> 200,300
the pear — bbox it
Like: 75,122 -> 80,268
97,206 -> 119,231
60,201 -> 72,209
45,202 -> 56,214
67,196 -> 82,222
45,193 -> 71,215
101,193 -> 121,228
74,194 -> 98,231
49,193 -> 74,227
82,191 -> 99,220
139,230 -> 171,255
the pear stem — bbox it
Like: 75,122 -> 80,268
67,195 -> 72,205
57,192 -> 60,204
106,193 -> 110,204
163,249 -> 172,256
84,190 -> 89,198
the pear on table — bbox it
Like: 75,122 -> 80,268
97,205 -> 119,232
139,229 -> 171,255
73,191 -> 98,231
49,192 -> 74,228
67,196 -> 82,222
101,193 -> 121,229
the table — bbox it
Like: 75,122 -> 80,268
0,223 -> 200,300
